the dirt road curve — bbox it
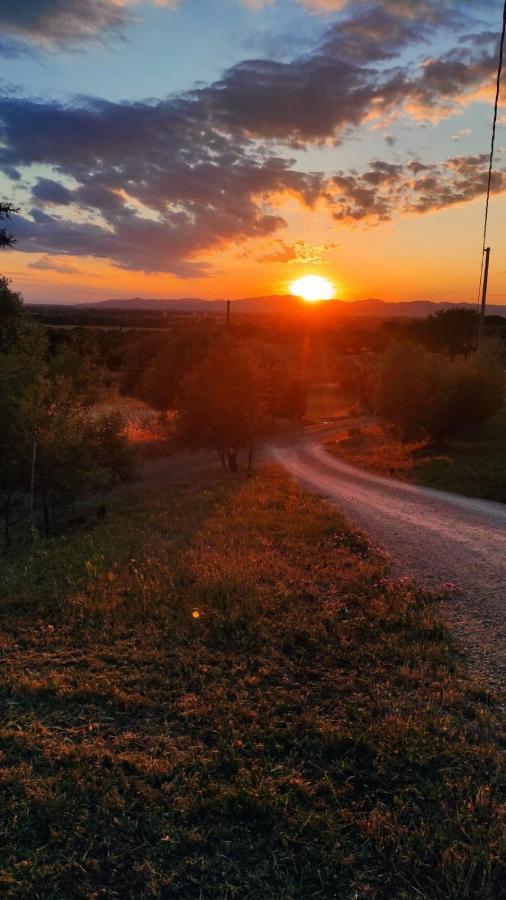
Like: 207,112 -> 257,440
130,427 -> 505,687
271,435 -> 506,687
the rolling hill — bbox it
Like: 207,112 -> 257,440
87,295 -> 506,318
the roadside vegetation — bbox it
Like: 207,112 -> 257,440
327,334 -> 506,501
0,467 -> 504,898
327,406 -> 506,502
375,340 -> 504,442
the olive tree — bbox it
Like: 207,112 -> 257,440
178,338 -> 268,472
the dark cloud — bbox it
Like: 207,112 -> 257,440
301,1 -> 493,18
319,5 -> 431,63
193,7 -> 497,144
410,47 -> 497,109
0,0 -> 501,273
32,178 -> 73,206
1,94 -> 323,273
0,0 -> 128,51
328,154 -> 506,221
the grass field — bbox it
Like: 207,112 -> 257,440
327,407 -> 506,502
0,468 -> 503,898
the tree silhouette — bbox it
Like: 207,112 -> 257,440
0,202 -> 19,249
178,338 -> 268,472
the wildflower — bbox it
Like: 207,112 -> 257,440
192,609 -> 201,619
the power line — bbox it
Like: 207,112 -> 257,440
475,0 -> 506,345
481,0 -> 506,255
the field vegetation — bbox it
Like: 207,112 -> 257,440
1,269 -> 505,895
327,404 -> 506,502
0,467 -> 504,898
326,324 -> 506,501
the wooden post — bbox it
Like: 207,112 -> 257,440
30,438 -> 37,537
476,247 -> 491,349
226,299 -> 231,331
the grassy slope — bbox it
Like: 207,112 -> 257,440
327,407 -> 506,502
0,468 -> 503,898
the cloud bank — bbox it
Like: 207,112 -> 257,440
0,0 -> 503,273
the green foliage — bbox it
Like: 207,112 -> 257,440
0,289 -> 134,545
119,324 -> 220,409
338,354 -> 378,411
140,325 -> 218,410
327,410 -> 506,502
0,275 -> 25,350
376,341 -> 505,440
119,330 -> 168,397
403,307 -> 479,354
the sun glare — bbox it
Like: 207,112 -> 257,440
290,274 -> 335,303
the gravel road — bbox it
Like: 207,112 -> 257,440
125,426 -> 505,687
271,434 -> 506,688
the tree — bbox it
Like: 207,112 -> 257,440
136,325 -> 218,410
376,340 -> 505,441
178,338 -> 268,471
401,308 -> 478,356
265,363 -> 307,421
0,275 -> 25,351
0,202 -> 18,249
0,304 -> 134,546
119,331 -> 168,397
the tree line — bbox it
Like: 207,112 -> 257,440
119,325 -> 308,471
0,275 -> 133,548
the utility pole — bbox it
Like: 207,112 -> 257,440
476,247 -> 491,349
226,299 -> 231,331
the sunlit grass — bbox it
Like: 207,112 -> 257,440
327,407 -> 506,501
0,468 -> 503,897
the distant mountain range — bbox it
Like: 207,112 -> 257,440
86,295 -> 506,318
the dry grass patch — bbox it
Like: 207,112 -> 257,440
327,411 -> 506,502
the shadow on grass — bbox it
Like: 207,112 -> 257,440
0,467 -> 503,899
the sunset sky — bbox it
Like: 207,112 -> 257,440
0,0 -> 505,305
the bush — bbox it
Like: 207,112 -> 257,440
376,341 -> 505,440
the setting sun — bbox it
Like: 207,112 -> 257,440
290,274 -> 336,303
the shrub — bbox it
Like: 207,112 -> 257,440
376,341 -> 505,440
